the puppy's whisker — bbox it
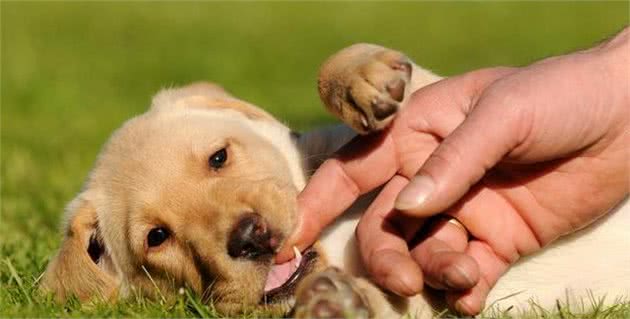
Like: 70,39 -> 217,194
301,152 -> 331,160
201,280 -> 216,302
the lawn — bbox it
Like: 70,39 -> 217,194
1,1 -> 628,318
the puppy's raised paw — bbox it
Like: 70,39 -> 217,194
318,44 -> 412,134
293,267 -> 371,319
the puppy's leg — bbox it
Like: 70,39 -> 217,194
293,267 -> 371,319
293,267 -> 433,318
318,43 -> 441,134
299,44 -> 442,164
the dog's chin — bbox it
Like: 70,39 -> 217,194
213,248 -> 320,316
259,247 -> 319,307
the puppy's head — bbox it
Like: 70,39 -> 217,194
41,83 -> 321,314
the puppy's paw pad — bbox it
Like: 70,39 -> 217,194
345,50 -> 411,134
311,299 -> 345,318
319,44 -> 413,134
293,267 -> 370,319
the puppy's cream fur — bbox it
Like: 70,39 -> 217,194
42,45 -> 629,317
42,84 -> 309,314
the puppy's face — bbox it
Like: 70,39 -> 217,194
41,84 -> 319,315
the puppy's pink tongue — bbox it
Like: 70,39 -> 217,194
264,258 -> 298,292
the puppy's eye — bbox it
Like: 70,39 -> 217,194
209,148 -> 228,169
147,227 -> 170,247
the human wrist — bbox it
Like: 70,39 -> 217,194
583,27 -> 629,142
597,26 -> 629,53
595,27 -> 629,114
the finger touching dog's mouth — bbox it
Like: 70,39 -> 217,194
261,247 -> 317,304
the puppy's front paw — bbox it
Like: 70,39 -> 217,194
292,267 -> 371,319
318,44 -> 412,134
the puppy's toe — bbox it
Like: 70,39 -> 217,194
375,49 -> 413,79
348,51 -> 411,134
342,76 -> 399,133
319,44 -> 414,134
293,267 -> 371,319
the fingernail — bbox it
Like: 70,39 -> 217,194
274,242 -> 295,263
386,272 -> 421,297
395,175 -> 435,211
443,264 -> 475,289
454,299 -> 474,315
373,250 -> 422,296
454,296 -> 483,316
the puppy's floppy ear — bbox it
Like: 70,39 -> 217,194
40,193 -> 118,302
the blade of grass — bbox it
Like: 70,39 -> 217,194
3,258 -> 33,305
141,265 -> 166,305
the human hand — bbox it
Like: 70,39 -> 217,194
277,28 -> 629,315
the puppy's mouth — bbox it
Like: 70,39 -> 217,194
261,247 -> 317,303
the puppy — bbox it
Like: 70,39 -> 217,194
41,44 -> 629,318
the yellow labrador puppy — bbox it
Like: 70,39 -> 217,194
41,44 -> 629,318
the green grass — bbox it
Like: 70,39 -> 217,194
478,294 -> 630,319
1,1 -> 628,318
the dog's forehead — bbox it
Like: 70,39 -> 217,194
151,88 -> 277,122
174,95 -> 276,122
109,110 -> 248,156
93,96 -> 307,205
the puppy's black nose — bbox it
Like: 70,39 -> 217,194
227,213 -> 278,259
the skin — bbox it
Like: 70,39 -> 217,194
278,27 -> 629,315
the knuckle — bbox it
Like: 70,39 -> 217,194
327,158 -> 361,199
426,141 -> 463,174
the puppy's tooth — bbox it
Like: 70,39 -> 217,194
293,246 -> 302,259
360,115 -> 369,128
293,246 -> 302,268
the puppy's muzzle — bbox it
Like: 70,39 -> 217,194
227,213 -> 280,260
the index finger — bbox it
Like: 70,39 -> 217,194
276,131 -> 400,262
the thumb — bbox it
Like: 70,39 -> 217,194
394,74 -> 525,216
